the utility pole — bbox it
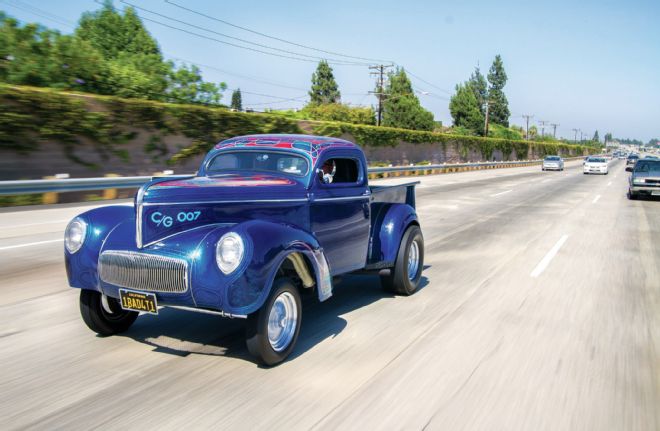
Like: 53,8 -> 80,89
522,114 -> 533,140
550,123 -> 559,138
483,101 -> 490,136
538,120 -> 549,137
572,128 -> 579,143
368,64 -> 394,126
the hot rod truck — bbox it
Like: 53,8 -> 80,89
65,134 -> 424,365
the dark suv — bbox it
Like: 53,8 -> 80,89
628,158 -> 660,199
625,154 -> 640,172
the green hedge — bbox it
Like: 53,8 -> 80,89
0,84 -> 593,169
0,84 -> 302,167
311,121 -> 592,160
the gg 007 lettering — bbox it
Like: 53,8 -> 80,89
150,210 -> 201,227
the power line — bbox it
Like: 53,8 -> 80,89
165,53 -> 309,92
119,1 -> 368,66
404,69 -> 453,95
0,0 -> 76,28
137,14 -> 367,66
163,0 -> 391,64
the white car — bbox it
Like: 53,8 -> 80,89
583,156 -> 609,175
542,155 -> 564,171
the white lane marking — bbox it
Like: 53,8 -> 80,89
0,239 -> 62,251
540,178 -> 551,183
0,219 -> 70,229
530,235 -> 569,278
606,181 -> 612,187
491,190 -> 513,197
592,195 -> 601,204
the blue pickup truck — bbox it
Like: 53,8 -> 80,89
65,134 -> 424,365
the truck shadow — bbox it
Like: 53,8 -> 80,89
116,272 -> 430,365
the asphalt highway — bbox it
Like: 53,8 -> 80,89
1,159 -> 658,430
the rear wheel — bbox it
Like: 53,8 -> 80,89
79,290 -> 138,336
246,278 -> 302,366
381,225 -> 424,296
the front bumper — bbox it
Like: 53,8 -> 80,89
630,183 -> 660,194
543,165 -> 562,170
584,167 -> 607,174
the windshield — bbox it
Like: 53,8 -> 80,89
628,155 -> 639,160
589,158 -> 606,163
206,151 -> 309,177
545,156 -> 560,161
634,160 -> 660,173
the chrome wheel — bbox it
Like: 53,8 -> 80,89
407,240 -> 420,281
267,292 -> 298,352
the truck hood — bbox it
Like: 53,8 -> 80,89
143,173 -> 307,203
136,173 -> 309,247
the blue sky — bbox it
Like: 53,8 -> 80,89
2,0 -> 659,141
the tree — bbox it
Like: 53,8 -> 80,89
230,88 -> 242,110
75,2 -> 169,100
0,13 -> 108,93
1,7 -> 226,105
592,130 -> 599,143
382,68 -> 435,131
468,67 -> 488,116
167,64 -> 225,105
76,2 -> 160,60
309,60 -> 340,104
528,125 -> 538,139
604,132 -> 612,143
487,55 -> 510,127
449,82 -> 483,135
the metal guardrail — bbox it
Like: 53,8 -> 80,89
0,158 -> 574,196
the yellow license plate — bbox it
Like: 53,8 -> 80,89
119,289 -> 158,314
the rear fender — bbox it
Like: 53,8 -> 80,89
368,203 -> 418,268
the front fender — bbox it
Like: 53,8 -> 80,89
368,203 -> 418,268
217,220 -> 331,316
65,205 -> 134,291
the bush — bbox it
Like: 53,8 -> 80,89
299,103 -> 375,125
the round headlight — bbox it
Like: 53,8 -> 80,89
64,217 -> 87,254
216,232 -> 244,274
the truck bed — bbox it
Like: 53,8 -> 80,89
369,181 -> 419,208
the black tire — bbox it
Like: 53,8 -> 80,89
381,225 -> 424,296
628,190 -> 637,200
246,278 -> 302,366
79,289 -> 138,336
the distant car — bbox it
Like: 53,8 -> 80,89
628,158 -> 660,199
542,155 -> 564,171
583,156 -> 608,175
625,154 -> 640,171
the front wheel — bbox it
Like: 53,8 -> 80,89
628,190 -> 638,200
246,278 -> 302,366
79,290 -> 139,336
381,225 -> 424,296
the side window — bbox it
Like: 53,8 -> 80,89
318,158 -> 360,184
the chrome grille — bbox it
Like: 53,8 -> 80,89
99,251 -> 188,293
